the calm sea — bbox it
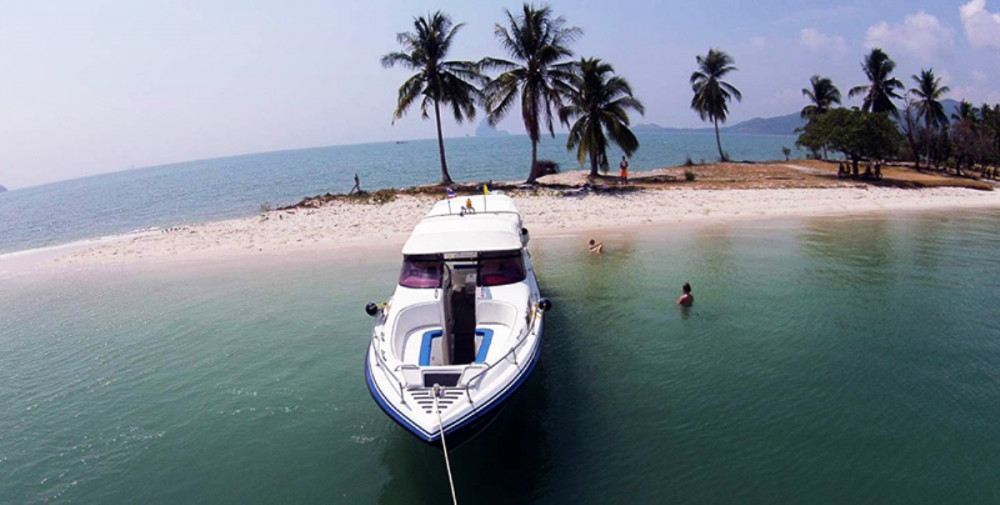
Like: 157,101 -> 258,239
0,132 -> 797,254
2,209 -> 1000,504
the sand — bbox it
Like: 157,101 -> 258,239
3,160 -> 999,277
34,184 -> 998,267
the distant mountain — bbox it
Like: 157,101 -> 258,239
0,185 -> 7,193
632,99 -> 971,137
475,119 -> 510,137
632,112 -> 807,136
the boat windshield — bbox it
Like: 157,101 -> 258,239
478,251 -> 526,286
398,257 -> 442,288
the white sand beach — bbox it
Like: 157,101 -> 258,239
39,184 -> 999,267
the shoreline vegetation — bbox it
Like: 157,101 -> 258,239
4,159 -> 998,274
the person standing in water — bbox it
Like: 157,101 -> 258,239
588,239 -> 604,254
677,282 -> 694,307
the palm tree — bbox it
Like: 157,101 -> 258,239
800,75 -> 841,120
557,58 -> 645,177
381,12 -> 485,185
482,4 -> 582,183
910,69 -> 950,131
690,48 -> 742,161
909,68 -> 950,166
951,100 -> 977,123
848,48 -> 904,116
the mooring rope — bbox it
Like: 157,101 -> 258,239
432,385 -> 459,505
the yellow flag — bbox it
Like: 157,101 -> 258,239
483,183 -> 490,195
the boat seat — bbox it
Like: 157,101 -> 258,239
418,329 -> 494,366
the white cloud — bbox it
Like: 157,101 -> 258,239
865,11 -> 954,60
972,70 -> 987,82
960,0 -> 1000,50
799,28 -> 848,57
750,36 -> 767,48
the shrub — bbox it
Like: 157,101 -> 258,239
532,159 -> 560,176
371,189 -> 397,204
684,169 -> 696,181
683,155 -> 695,167
259,202 -> 272,213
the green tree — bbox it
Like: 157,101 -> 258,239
796,108 -> 902,174
381,12 -> 485,185
848,48 -> 904,116
800,75 -> 842,121
557,58 -> 645,177
483,4 -> 582,183
690,48 -> 742,161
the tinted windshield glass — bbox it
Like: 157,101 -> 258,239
478,252 -> 525,286
399,258 -> 442,288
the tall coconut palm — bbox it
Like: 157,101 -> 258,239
951,100 -> 977,123
800,75 -> 841,160
482,4 -> 582,183
910,69 -> 950,131
800,75 -> 841,120
381,11 -> 485,185
848,48 -> 904,116
557,58 -> 645,177
690,48 -> 742,161
909,68 -> 950,166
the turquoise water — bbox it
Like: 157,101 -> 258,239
0,132 -> 796,254
3,210 -> 1000,504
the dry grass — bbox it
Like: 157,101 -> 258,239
539,159 -> 996,192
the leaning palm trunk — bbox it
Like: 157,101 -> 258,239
433,100 -> 452,185
714,118 -> 724,161
528,141 -> 540,183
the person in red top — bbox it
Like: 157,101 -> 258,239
677,282 -> 694,307
619,156 -> 629,185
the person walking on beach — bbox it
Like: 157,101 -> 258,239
619,156 -> 629,185
349,173 -> 361,195
677,282 -> 694,307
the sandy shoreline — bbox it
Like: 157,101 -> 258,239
0,184 -> 990,274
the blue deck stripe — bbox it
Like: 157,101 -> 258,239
418,328 -> 496,366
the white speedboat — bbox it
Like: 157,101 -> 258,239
365,193 -> 550,446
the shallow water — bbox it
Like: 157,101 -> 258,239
2,210 -> 1000,504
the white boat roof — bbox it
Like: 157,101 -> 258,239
401,194 -> 524,255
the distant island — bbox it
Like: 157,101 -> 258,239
475,119 -> 510,137
634,111 -> 807,136
0,184 -> 7,193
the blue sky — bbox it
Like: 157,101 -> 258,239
1,0 -> 998,188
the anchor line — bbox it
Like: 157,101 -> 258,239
433,385 -> 459,505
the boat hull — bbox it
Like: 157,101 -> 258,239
365,322 -> 543,448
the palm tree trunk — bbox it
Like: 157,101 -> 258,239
526,140 -> 539,184
714,117 -> 724,161
590,150 -> 599,178
434,100 -> 453,186
924,118 -> 933,170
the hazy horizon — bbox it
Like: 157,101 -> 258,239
2,0 -> 998,189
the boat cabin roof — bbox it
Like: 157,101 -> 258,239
401,194 -> 524,256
